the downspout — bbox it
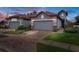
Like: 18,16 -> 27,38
19,19 -> 22,26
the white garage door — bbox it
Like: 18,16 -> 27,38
33,21 -> 53,31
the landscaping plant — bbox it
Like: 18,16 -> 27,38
64,27 -> 78,33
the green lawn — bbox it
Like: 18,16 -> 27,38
45,32 -> 79,45
37,43 -> 72,52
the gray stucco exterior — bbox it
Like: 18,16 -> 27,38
22,20 -> 31,27
7,18 -> 31,29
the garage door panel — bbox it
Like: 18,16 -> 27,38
33,21 -> 53,30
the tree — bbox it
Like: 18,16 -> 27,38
0,20 -> 5,25
32,11 -> 37,15
0,21 -> 8,29
57,10 -> 68,30
75,15 -> 79,25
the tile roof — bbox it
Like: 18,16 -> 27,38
34,11 -> 57,17
6,14 -> 30,20
6,11 -> 57,20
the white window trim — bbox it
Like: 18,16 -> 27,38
11,18 -> 18,21
19,19 -> 22,25
41,15 -> 44,19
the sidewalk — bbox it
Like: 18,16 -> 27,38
39,40 -> 79,52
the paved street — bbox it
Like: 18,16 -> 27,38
0,31 -> 51,52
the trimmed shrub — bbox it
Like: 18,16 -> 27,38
17,25 -> 31,31
64,28 -> 78,33
0,24 -> 8,29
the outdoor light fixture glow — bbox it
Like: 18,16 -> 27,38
59,13 -> 66,20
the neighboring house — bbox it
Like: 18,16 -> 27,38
73,15 -> 79,28
6,14 -> 31,29
6,11 -> 68,31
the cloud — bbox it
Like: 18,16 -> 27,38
0,12 -> 7,17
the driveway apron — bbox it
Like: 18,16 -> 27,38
0,30 -> 51,52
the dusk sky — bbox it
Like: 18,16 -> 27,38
0,7 -> 79,21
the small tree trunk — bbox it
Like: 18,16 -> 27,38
61,20 -> 65,31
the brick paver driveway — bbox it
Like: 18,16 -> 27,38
0,30 -> 51,52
